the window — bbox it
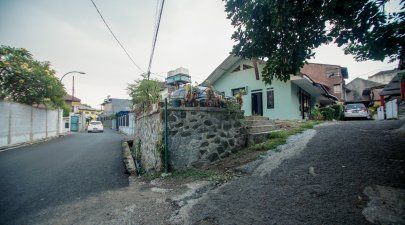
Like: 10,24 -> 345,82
334,84 -> 341,93
242,64 -> 254,70
231,66 -> 240,73
267,88 -> 274,109
85,111 -> 89,114
231,87 -> 246,96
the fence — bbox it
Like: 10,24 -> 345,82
118,113 -> 135,135
0,101 -> 64,148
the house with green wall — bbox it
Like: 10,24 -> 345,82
203,55 -> 337,120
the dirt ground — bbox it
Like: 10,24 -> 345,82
19,121 -> 318,225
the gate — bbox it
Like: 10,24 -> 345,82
71,115 -> 79,132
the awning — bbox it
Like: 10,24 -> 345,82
291,74 -> 338,101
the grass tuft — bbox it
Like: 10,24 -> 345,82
248,121 -> 320,152
171,168 -> 218,180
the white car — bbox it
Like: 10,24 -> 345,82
344,103 -> 370,120
88,121 -> 104,133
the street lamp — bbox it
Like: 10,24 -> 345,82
60,71 -> 86,112
60,71 -> 86,81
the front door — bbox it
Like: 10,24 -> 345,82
251,91 -> 263,116
71,115 -> 79,132
299,90 -> 311,119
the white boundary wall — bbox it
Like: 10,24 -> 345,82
386,99 -> 398,119
118,113 -> 135,135
0,101 -> 63,147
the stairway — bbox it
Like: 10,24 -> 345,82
245,116 -> 278,145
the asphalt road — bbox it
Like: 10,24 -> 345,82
183,120 -> 405,225
0,129 -> 128,224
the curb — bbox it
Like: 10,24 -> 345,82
122,140 -> 137,176
0,132 -> 71,153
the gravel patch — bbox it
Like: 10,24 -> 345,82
171,120 -> 405,225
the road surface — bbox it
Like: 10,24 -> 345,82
0,129 -> 128,224
178,120 -> 405,225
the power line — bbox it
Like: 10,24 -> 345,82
147,0 -> 165,79
89,0 -> 144,73
358,65 -> 397,77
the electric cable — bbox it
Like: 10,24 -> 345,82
89,0 -> 144,73
147,0 -> 165,79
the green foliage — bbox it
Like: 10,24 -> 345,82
62,104 -> 71,117
399,72 -> 405,80
0,45 -> 66,107
224,99 -> 241,114
368,102 -> 381,115
127,79 -> 161,106
310,106 -> 323,120
319,107 -> 335,121
248,123 -> 313,152
330,104 -> 344,120
171,169 -> 219,180
224,0 -> 404,84
300,123 -> 314,129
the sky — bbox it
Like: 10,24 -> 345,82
0,0 -> 401,109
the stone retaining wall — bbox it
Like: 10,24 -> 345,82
168,107 -> 246,169
134,109 -> 164,172
134,107 -> 246,172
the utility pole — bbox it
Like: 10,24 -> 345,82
72,76 -> 75,112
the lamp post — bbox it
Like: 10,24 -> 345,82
60,71 -> 85,81
60,71 -> 86,112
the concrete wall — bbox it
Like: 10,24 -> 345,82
0,101 -> 63,147
134,107 -> 246,172
368,71 -> 397,85
103,99 -> 132,115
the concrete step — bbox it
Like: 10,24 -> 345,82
245,116 -> 270,121
245,119 -> 275,127
247,129 -> 283,146
248,124 -> 278,133
247,132 -> 271,146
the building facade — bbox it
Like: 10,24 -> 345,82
368,69 -> 399,85
300,63 -> 348,102
203,56 -> 337,120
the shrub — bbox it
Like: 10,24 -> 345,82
319,107 -> 334,120
330,104 -> 344,120
310,107 -> 323,120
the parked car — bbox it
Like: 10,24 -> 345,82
344,103 -> 370,120
87,121 -> 104,133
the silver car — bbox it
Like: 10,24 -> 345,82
344,103 -> 370,119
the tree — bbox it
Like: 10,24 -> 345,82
0,45 -> 66,108
224,0 -> 405,84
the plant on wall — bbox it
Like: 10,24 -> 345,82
234,89 -> 246,107
205,86 -> 218,107
127,78 -> 161,113
184,83 -> 198,107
